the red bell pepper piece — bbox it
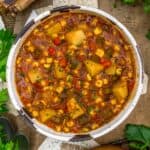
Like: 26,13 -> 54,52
53,37 -> 61,45
48,47 -> 55,56
100,58 -> 111,68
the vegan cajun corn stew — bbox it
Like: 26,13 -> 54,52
15,13 -> 135,133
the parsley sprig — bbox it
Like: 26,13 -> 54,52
0,29 -> 15,114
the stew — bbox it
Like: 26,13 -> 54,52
15,12 -> 135,133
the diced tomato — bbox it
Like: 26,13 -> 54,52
22,99 -> 31,106
100,58 -> 111,68
53,37 -> 61,45
89,40 -> 96,51
48,47 -> 55,56
128,79 -> 135,91
73,78 -> 81,90
59,58 -> 67,67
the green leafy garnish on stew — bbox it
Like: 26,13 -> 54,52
125,124 -> 150,150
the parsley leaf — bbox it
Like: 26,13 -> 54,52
125,124 -> 150,150
146,30 -> 150,40
122,0 -> 136,5
0,89 -> 9,114
144,0 -> 150,13
0,89 -> 9,103
0,29 -> 15,82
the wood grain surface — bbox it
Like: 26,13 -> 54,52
7,0 -> 150,149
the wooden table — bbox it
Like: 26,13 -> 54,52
3,0 -> 150,149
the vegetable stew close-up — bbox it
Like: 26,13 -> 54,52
15,12 -> 136,133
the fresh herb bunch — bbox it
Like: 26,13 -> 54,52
0,29 -> 15,114
0,117 -> 29,150
0,89 -> 9,114
0,29 -> 15,81
125,124 -> 150,150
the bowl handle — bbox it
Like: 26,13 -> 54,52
51,5 -> 80,13
141,73 -> 148,95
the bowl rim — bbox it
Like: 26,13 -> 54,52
6,5 -> 144,141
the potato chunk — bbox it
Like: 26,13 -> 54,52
40,109 -> 56,122
84,60 -> 104,76
66,30 -> 86,46
47,23 -> 62,36
113,81 -> 128,99
105,64 -> 116,75
54,64 -> 66,79
28,69 -> 42,83
67,98 -> 84,119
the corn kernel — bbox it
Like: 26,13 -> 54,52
95,48 -> 104,58
99,90 -> 103,95
32,62 -> 39,67
91,18 -> 98,26
26,41 -> 31,46
111,99 -> 117,105
43,86 -> 50,91
60,81 -> 65,86
82,89 -> 88,96
26,58 -> 32,63
66,121 -> 74,127
55,126 -> 61,132
17,57 -> 21,64
56,86 -> 63,93
116,68 -> 122,75
68,45 -> 78,50
46,57 -> 53,63
94,27 -> 102,35
101,102 -> 105,107
60,20 -> 66,26
32,111 -> 39,117
124,45 -> 129,50
40,80 -> 46,86
105,40 -> 111,46
40,59 -> 45,64
114,44 -> 120,51
95,97 -> 102,103
44,25 -> 49,29
26,103 -> 31,107
103,78 -> 108,85
63,127 -> 70,132
113,30 -> 117,35
84,82 -> 90,89
91,123 -> 99,130
73,69 -> 78,74
128,72 -> 133,78
28,46 -> 34,52
95,80 -> 103,87
87,74 -> 92,81
89,110 -> 96,116
53,96 -> 60,103
43,51 -> 49,56
82,128 -> 89,132
120,99 -> 125,104
58,109 -> 64,115
51,33 -> 58,39
60,35 -> 65,40
44,63 -> 51,68
34,29 -> 39,34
